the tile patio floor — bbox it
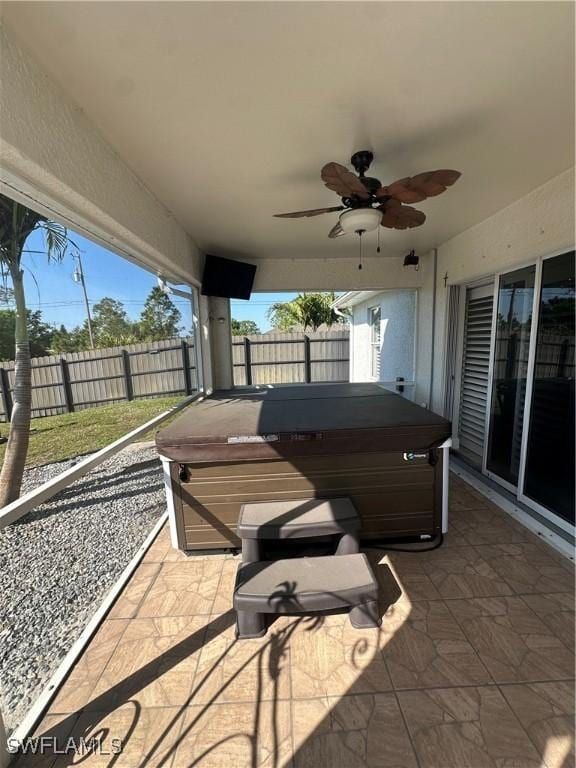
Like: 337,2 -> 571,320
14,474 -> 575,768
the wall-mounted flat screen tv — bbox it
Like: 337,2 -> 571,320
201,255 -> 257,300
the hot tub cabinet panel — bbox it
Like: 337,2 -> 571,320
157,385 -> 451,551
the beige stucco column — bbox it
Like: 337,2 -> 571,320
208,296 -> 234,390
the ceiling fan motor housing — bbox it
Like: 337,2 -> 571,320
350,150 -> 374,176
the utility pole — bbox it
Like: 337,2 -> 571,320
72,252 -> 95,349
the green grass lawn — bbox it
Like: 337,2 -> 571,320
0,395 -> 188,468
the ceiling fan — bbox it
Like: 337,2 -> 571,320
273,151 -> 461,240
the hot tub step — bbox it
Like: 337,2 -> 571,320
233,553 -> 380,638
238,497 -> 359,563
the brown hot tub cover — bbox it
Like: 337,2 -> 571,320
156,383 -> 451,462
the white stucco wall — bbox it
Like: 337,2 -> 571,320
343,169 -> 574,414
0,25 -> 203,286
425,168 -> 574,415
349,290 -> 417,395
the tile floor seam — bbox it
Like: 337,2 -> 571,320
156,700 -> 189,768
76,617 -> 140,708
470,540 -> 574,560
396,683 -> 551,768
206,557 -> 231,617
174,620 -> 211,739
441,599 -> 575,686
48,694 -> 299,718
382,634 -> 497,691
107,564 -> 163,621
441,592 -> 575,655
286,669 -> 296,768
376,637 -> 396,693
453,478 -> 574,565
18,713 -> 78,768
391,689 -> 424,768
127,561 -> 164,616
437,588 -> 575,600
493,683 -> 556,768
381,676 -> 575,692
46,618 -> 132,720
71,615 -> 210,720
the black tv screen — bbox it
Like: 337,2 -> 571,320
201,255 -> 257,300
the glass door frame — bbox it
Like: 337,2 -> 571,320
482,248 -> 575,534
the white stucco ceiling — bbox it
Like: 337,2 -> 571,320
2,2 -> 574,262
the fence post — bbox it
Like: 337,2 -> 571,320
181,339 -> 192,395
244,337 -> 252,386
59,359 -> 74,413
121,350 -> 133,401
304,335 -> 312,383
0,368 -> 12,422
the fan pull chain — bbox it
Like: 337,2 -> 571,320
376,226 -> 381,254
358,230 -> 363,270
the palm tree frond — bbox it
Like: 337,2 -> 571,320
41,221 -> 70,263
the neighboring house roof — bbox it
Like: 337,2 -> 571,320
331,291 -> 383,310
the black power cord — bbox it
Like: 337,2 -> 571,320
365,531 -> 444,553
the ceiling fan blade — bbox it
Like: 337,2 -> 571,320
378,178 -> 427,204
376,169 -> 461,204
328,222 -> 346,239
273,205 -> 345,218
379,202 -> 426,230
321,162 -> 370,199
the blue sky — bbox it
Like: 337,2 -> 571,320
13,228 -> 298,333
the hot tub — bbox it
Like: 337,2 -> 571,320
156,383 -> 452,550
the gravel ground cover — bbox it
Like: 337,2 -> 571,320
0,444 -> 165,732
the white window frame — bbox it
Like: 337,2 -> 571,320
368,304 -> 381,380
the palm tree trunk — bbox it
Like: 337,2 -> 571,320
0,265 -> 31,506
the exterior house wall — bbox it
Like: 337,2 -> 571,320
425,167 -> 575,415
349,291 -> 417,396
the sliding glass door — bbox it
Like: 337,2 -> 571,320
484,251 -> 575,529
521,252 -> 575,526
485,265 -> 535,488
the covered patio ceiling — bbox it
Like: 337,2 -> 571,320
2,1 -> 574,265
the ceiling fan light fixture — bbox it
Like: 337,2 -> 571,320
339,208 -> 382,234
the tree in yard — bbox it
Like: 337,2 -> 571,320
50,324 -> 81,354
231,318 -> 260,336
0,193 -> 73,505
137,286 -> 182,341
0,309 -> 54,360
267,292 -> 345,331
91,297 -> 136,347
